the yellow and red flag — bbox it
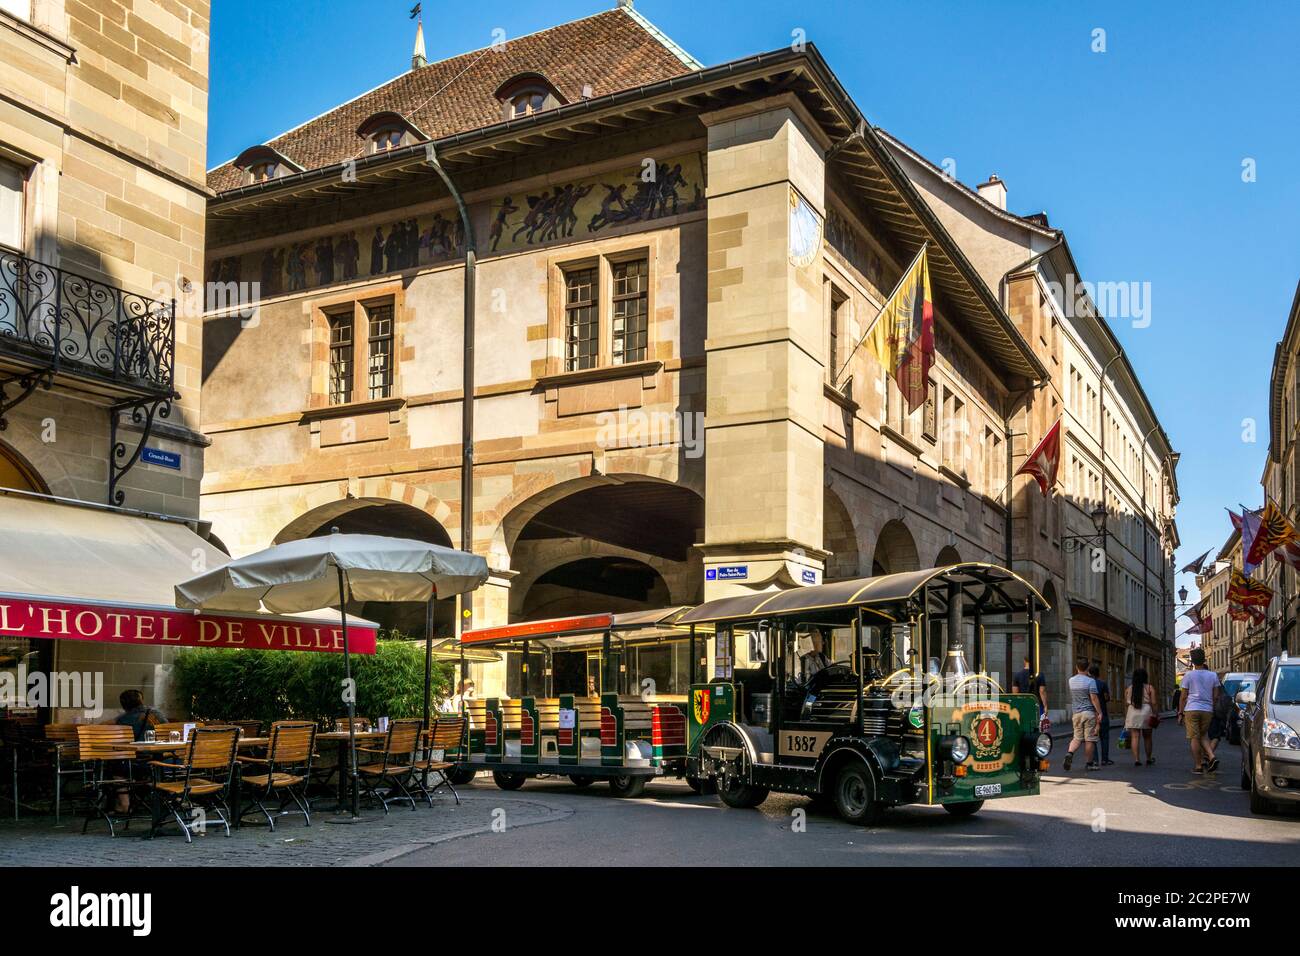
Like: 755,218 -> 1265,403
868,245 -> 934,413
1244,499 -> 1296,571
1227,567 -> 1273,609
1014,417 -> 1064,496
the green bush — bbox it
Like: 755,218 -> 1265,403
171,637 -> 454,726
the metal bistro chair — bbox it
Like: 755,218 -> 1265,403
2,718 -> 47,821
43,723 -> 87,824
76,724 -> 138,836
352,718 -> 423,814
146,725 -> 240,843
413,717 -> 467,807
237,721 -> 316,830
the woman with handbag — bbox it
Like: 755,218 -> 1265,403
1125,668 -> 1158,767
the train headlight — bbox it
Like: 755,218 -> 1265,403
1035,733 -> 1053,758
950,735 -> 970,763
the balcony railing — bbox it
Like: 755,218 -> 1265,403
0,248 -> 175,396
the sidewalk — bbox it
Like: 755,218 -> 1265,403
0,786 -> 570,867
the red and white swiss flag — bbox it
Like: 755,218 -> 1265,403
1015,417 -> 1063,496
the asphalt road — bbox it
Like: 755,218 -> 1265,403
385,723 -> 1300,866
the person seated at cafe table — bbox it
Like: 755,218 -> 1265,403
100,689 -> 167,741
95,689 -> 167,812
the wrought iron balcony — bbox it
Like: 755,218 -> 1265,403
0,247 -> 175,401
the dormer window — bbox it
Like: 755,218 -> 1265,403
495,73 -> 565,122
356,112 -> 426,156
232,145 -> 303,186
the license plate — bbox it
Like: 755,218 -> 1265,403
974,783 -> 1002,797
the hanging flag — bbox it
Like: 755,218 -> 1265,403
1239,506 -> 1263,575
1228,509 -> 1242,533
1228,601 -> 1265,626
1013,417 -> 1064,496
1182,599 -> 1213,635
1227,566 -> 1273,608
1178,549 -> 1213,576
1274,538 -> 1300,573
867,244 -> 934,413
1245,499 -> 1296,570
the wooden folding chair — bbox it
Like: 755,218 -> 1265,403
352,719 -> 422,814
75,725 -> 137,836
238,721 -> 316,830
412,717 -> 467,807
146,725 -> 239,842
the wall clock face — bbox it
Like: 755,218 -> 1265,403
788,187 -> 823,267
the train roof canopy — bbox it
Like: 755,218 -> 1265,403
676,563 -> 1048,626
460,606 -> 701,648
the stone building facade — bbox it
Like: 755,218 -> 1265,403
0,0 -> 210,711
883,136 -> 1181,714
1245,280 -> 1300,671
199,6 -> 1061,698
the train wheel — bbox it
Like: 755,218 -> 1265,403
832,761 -> 883,825
493,771 -> 528,791
717,776 -> 769,809
942,800 -> 984,818
446,765 -> 478,786
608,775 -> 648,798
568,775 -> 595,788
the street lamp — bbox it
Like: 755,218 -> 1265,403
1062,504 -> 1108,554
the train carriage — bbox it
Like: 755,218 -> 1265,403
679,562 -> 1053,823
449,608 -> 706,797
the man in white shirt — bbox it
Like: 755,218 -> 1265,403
1178,647 -> 1220,774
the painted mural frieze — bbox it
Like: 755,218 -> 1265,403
205,152 -> 704,304
488,152 -> 706,253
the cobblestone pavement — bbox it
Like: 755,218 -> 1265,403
0,785 -> 570,866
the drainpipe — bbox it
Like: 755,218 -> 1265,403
425,148 -> 478,633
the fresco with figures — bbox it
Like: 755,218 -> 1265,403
205,152 -> 706,303
487,151 -> 705,253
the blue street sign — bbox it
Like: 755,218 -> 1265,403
715,565 -> 748,580
801,569 -> 816,584
141,447 -> 181,470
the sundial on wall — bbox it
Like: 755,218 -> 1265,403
788,186 -> 823,267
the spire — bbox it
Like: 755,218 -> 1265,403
411,5 -> 426,70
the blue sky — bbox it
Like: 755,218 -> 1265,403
209,1 -> 1300,635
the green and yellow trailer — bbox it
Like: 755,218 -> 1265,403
450,608 -> 703,797
677,562 -> 1054,823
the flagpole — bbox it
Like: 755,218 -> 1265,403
834,241 -> 928,387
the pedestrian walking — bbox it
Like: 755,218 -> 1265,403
1011,656 -> 1049,720
1124,667 -> 1158,766
1177,647 -> 1221,774
1088,663 -> 1114,766
1061,657 -> 1103,772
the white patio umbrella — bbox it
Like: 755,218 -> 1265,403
175,530 -> 488,819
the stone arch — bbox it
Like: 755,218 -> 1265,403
935,544 -> 962,568
0,436 -> 50,493
823,487 -> 860,581
508,537 -> 696,618
871,519 -> 919,576
484,448 -> 702,567
272,478 -> 455,546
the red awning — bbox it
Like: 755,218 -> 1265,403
0,493 -> 377,654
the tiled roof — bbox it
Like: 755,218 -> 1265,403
207,7 -> 700,193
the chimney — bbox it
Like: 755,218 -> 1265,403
412,19 -> 427,70
977,174 -> 1006,210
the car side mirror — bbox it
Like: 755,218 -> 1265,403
1235,690 -> 1256,707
